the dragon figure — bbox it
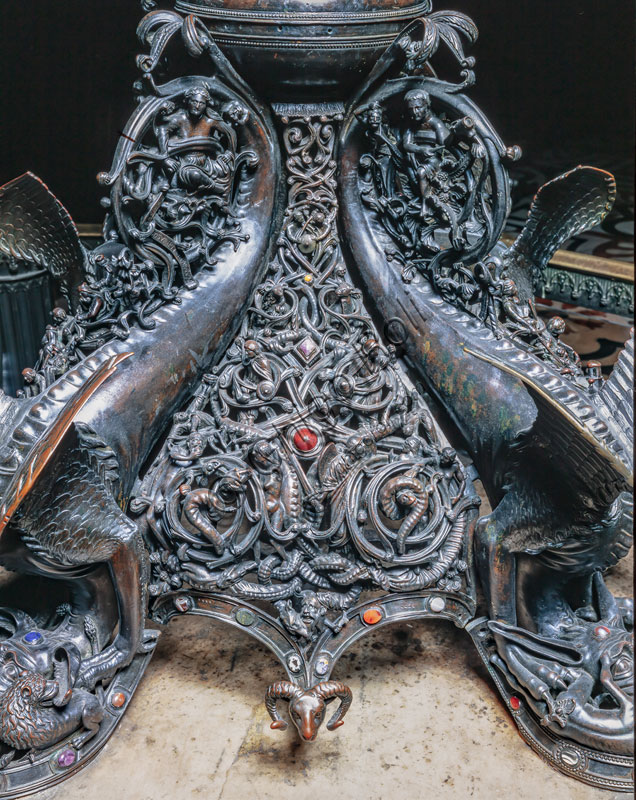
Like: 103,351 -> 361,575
340,52 -> 633,756
0,18 -> 279,698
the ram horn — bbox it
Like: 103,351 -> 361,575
313,681 -> 353,731
265,681 -> 304,730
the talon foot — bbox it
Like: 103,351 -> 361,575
139,629 -> 160,653
77,644 -> 128,689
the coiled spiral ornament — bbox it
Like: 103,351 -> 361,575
345,457 -> 451,566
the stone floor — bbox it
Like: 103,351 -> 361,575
14,318 -> 636,800
27,552 -> 632,800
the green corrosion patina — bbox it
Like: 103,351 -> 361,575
419,337 -> 526,445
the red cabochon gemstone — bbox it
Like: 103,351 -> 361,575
293,428 -> 318,451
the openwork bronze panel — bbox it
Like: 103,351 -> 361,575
0,1 -> 631,795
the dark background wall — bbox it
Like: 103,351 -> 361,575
0,0 -> 633,223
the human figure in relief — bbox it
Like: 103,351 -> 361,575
403,89 -> 451,219
156,86 -> 235,199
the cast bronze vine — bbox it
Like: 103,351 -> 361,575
0,0 -> 631,795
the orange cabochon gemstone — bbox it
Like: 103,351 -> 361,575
363,608 -> 383,625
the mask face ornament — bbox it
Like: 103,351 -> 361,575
0,1 -> 632,796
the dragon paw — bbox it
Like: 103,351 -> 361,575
489,621 -> 579,703
540,695 -> 576,729
77,636 -> 138,688
78,628 -> 160,687
76,647 -> 126,690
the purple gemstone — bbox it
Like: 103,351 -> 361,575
57,749 -> 76,768
296,337 -> 318,362
24,631 -> 42,644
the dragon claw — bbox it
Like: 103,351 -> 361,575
77,633 -> 150,689
138,628 -> 161,654
540,694 -> 575,729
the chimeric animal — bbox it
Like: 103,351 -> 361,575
0,651 -> 103,763
342,106 -> 634,752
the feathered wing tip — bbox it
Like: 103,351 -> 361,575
0,172 -> 85,309
0,352 -> 132,537
599,329 -> 634,469
506,166 -> 617,302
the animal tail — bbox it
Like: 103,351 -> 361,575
506,166 -> 616,303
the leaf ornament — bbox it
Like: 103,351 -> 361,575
429,11 -> 479,64
401,10 -> 478,84
136,11 -> 183,74
181,14 -> 212,59
399,18 -> 438,74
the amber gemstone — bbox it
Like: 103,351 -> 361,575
363,608 -> 383,625
293,428 -> 318,451
111,692 -> 126,708
510,696 -> 521,710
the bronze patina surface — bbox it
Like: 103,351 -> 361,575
174,0 -> 433,99
0,1 -> 632,795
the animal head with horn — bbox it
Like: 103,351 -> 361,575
265,680 -> 352,741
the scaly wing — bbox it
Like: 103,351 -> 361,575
598,330 -> 634,450
0,172 -> 86,309
464,343 -> 632,507
506,166 -> 616,303
0,353 -> 132,535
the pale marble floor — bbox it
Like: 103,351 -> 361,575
28,554 -> 632,800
